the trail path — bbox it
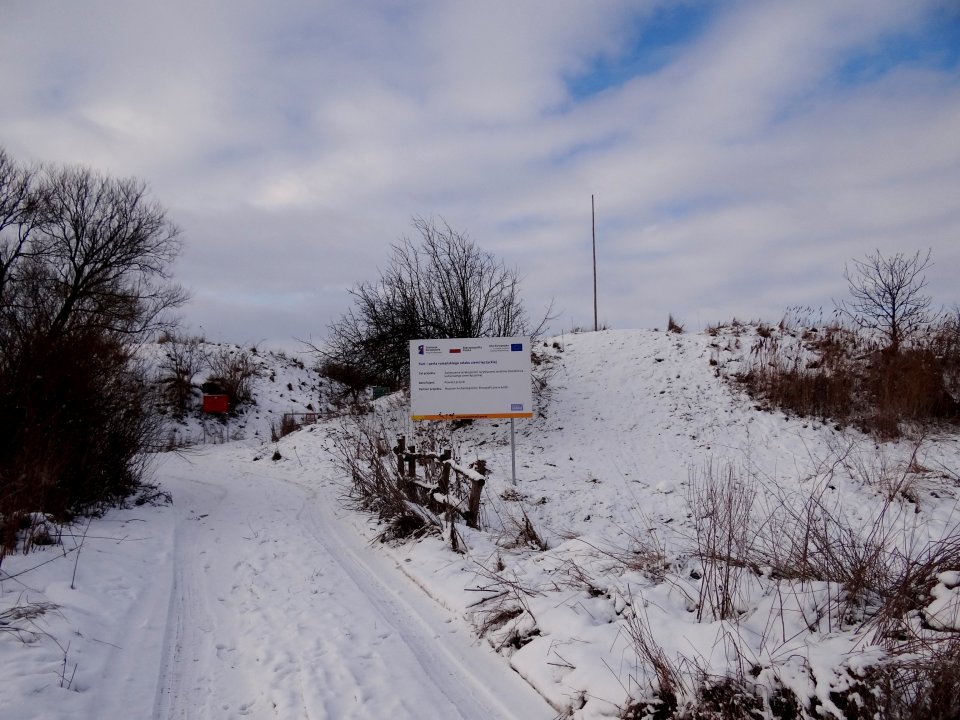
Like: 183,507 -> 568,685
147,447 -> 553,720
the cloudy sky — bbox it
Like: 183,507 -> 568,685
2,1 -> 958,347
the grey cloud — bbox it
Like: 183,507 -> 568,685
0,0 -> 956,342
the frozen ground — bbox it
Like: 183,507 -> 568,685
2,328 -> 959,719
0,441 -> 553,720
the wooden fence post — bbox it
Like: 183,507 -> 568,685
406,445 -> 417,479
438,449 -> 452,495
466,477 -> 485,529
394,436 -> 484,529
405,444 -> 419,501
395,436 -> 406,477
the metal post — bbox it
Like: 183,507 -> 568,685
510,418 -> 517,485
592,194 -> 598,332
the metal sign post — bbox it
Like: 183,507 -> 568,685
510,417 -> 517,485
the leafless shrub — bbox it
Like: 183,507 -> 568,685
132,482 -> 172,507
870,636 -> 960,720
750,443 -> 960,634
475,604 -> 524,639
937,305 -> 960,402
2,332 -> 167,542
551,556 -> 607,597
531,348 -> 559,411
470,561 -> 542,652
620,602 -> 805,720
864,346 -> 959,436
270,414 -> 300,442
317,359 -> 369,407
330,414 -> 439,543
840,438 -> 923,503
20,513 -> 61,553
687,461 -> 757,621
205,345 -> 261,408
592,535 -> 670,582
870,535 -> 960,647
667,314 -> 684,334
619,443 -> 960,717
736,318 -> 959,438
620,601 -> 684,718
748,480 -> 901,629
690,675 -> 765,720
502,505 -> 548,551
157,333 -> 204,417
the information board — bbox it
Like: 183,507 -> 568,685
409,337 -> 533,420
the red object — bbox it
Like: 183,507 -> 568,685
203,394 -> 230,413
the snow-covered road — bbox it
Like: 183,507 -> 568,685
145,448 -> 553,720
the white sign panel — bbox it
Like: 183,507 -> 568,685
409,337 -> 533,420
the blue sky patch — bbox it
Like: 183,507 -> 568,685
567,3 -> 718,100
834,8 -> 960,86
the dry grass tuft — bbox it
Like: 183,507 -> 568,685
615,440 -> 960,718
0,599 -> 60,643
734,320 -> 959,439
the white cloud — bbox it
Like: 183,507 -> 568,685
1,0 -> 957,341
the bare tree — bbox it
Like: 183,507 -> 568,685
38,165 -> 187,341
0,148 -> 188,526
840,249 -> 935,354
158,333 -> 206,416
324,217 -> 547,387
0,148 -> 45,308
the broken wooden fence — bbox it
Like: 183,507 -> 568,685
393,436 -> 485,529
282,412 -> 320,427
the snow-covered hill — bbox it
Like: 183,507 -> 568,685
358,329 -> 960,716
144,339 -> 332,447
2,328 -> 959,719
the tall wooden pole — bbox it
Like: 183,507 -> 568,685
592,194 -> 598,332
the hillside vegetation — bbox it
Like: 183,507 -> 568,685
338,324 -> 960,719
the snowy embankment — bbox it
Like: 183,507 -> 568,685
2,329 -> 959,719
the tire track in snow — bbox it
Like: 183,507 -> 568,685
293,483 -> 551,720
152,451 -> 553,720
154,474 -> 227,720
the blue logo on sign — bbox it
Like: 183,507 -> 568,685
510,343 -> 523,351
418,344 -> 424,355
511,403 -> 523,411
